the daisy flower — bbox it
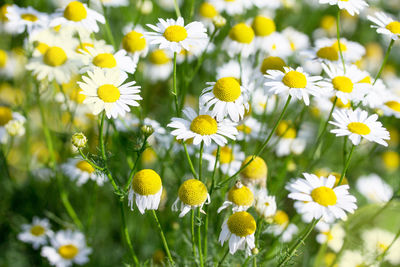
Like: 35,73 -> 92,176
61,158 -> 105,186
198,2 -> 219,30
368,12 -> 400,41
217,181 -> 254,213
266,210 -> 299,243
356,174 -> 393,203
172,179 -> 210,217
315,222 -> 345,252
223,22 -> 256,58
6,5 -> 48,34
381,95 -> 400,118
287,173 -> 357,223
128,169 -> 163,214
143,49 -> 173,82
273,121 -> 307,157
318,0 -> 368,16
41,230 -> 92,267
18,217 -> 52,249
0,106 -> 26,144
282,27 -> 310,53
122,25 -> 148,59
264,66 -> 325,106
78,68 -> 142,119
240,156 -> 268,187
203,145 -> 245,176
200,77 -> 249,122
315,38 -> 365,63
211,0 -> 249,16
50,1 -> 105,33
167,107 -> 238,146
329,108 -> 390,146
362,228 -> 400,265
251,15 -> 276,49
322,63 -> 369,104
338,250 -> 375,267
254,193 -> 277,220
261,32 -> 292,59
236,117 -> 262,141
145,17 -> 208,53
219,211 -> 256,256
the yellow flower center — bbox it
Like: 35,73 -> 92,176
70,89 -> 86,103
199,2 -> 217,18
332,76 -> 353,93
332,97 -> 350,108
92,53 -> 117,68
35,42 -> 49,55
311,186 -> 337,206
21,13 -> 38,22
316,46 -> 339,61
149,49 -> 170,65
229,23 -> 255,44
377,242 -> 389,253
132,169 -> 162,195
190,115 -> 218,135
358,76 -> 371,84
332,41 -> 347,52
141,148 -> 157,165
214,146 -> 234,164
75,160 -> 95,173
213,77 -> 241,102
274,210 -> 289,225
76,42 -> 94,54
227,211 -> 256,237
386,21 -> 400,34
237,124 -> 252,134
58,244 -> 79,259
30,225 -> 45,236
0,106 -> 12,126
347,122 -> 371,135
282,71 -> 307,88
382,151 -> 399,170
163,25 -> 188,42
227,185 -> 254,206
178,179 -> 208,206
276,121 -> 296,139
251,16 -> 275,37
385,101 -> 400,112
260,56 -> 286,74
64,1 -> 87,22
43,47 -> 67,67
240,156 -> 267,180
0,49 -> 7,68
320,15 -> 336,30
123,31 -> 146,53
97,84 -> 120,103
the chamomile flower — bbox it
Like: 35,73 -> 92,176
264,67 -> 325,106
318,0 -> 368,16
254,193 -> 277,220
338,250 -> 374,267
198,2 -> 219,30
240,156 -> 268,186
121,26 -> 148,59
262,32 -> 292,58
368,12 -> 400,41
211,0 -> 249,16
168,107 -> 238,146
223,23 -> 256,58
287,173 -> 357,223
78,68 -> 142,119
61,158 -> 105,186
236,117 -> 262,141
41,230 -> 92,267
251,15 -> 276,50
6,6 -> 48,34
218,211 -> 256,255
18,217 -> 52,249
266,210 -> 299,242
203,145 -> 245,176
273,121 -> 307,157
172,179 -> 210,217
128,169 -> 163,214
0,106 -> 26,144
145,17 -> 208,54
356,174 -> 393,203
50,1 -> 105,33
329,108 -> 390,146
200,77 -> 249,122
143,48 -> 173,82
217,181 -> 254,213
315,38 -> 365,63
380,95 -> 400,118
315,222 -> 345,252
362,228 -> 400,265
283,27 -> 310,53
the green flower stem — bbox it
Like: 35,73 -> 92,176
183,141 -> 198,179
151,210 -> 175,266
191,209 -> 198,262
119,198 -> 139,266
336,9 -> 346,72
197,208 -> 204,267
337,144 -> 355,185
199,141 -> 204,181
253,218 -> 264,267
173,0 -> 182,18
217,249 -> 230,267
278,218 -> 319,267
101,4 -> 116,49
124,137 -> 148,192
217,95 -> 292,188
172,52 -> 180,116
374,39 -> 395,85
78,148 -> 105,171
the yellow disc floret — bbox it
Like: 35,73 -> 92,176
274,210 -> 289,226
251,16 -> 275,37
282,71 -> 307,88
386,21 -> 400,34
30,225 -> 45,236
227,182 -> 254,206
382,151 -> 399,171
227,211 -> 256,237
190,115 -> 218,135
0,106 -> 12,126
229,23 -> 255,44
332,41 -> 347,52
64,1 -> 87,22
35,42 -> 49,55
21,13 -> 38,21
149,49 -> 170,65
347,122 -> 371,135
58,244 -> 79,259
123,31 -> 146,53
385,101 -> 400,112
44,47 -> 67,67
163,25 -> 188,42
240,156 -> 267,180
75,160 -> 95,173
97,84 -> 120,103
214,146 -> 234,164
0,49 -> 7,68
332,76 -> 353,93
276,121 -> 296,139
311,186 -> 337,206
260,56 -> 286,74
92,53 -> 117,68
132,169 -> 162,196
199,2 -> 217,18
178,179 -> 208,206
213,77 -> 241,102
316,46 -> 339,61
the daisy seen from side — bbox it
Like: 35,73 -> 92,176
172,179 -> 210,217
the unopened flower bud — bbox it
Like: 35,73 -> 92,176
141,125 -> 154,137
71,132 -> 87,148
213,15 -> 226,28
252,248 -> 259,255
139,0 -> 153,14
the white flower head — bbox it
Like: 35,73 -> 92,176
6,6 -> 48,34
217,181 -> 254,213
368,12 -> 400,41
362,228 -> 400,265
0,107 -> 25,144
356,174 -> 393,203
315,221 -> 345,252
203,145 -> 245,176
61,158 -> 105,186
18,217 -> 52,249
223,22 -> 256,58
172,179 -> 210,217
318,0 -> 368,16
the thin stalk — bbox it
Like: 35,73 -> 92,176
191,209 -> 198,261
124,137 -> 148,192
119,199 -> 139,266
374,39 -> 395,85
199,141 -> 204,181
183,142 -> 198,179
101,4 -> 116,49
253,218 -> 264,267
173,0 -> 181,18
152,210 -> 175,265
337,144 -> 355,185
197,208 -> 204,267
336,9 -> 346,72
172,52 -> 180,116
217,249 -> 229,267
78,149 -> 105,171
